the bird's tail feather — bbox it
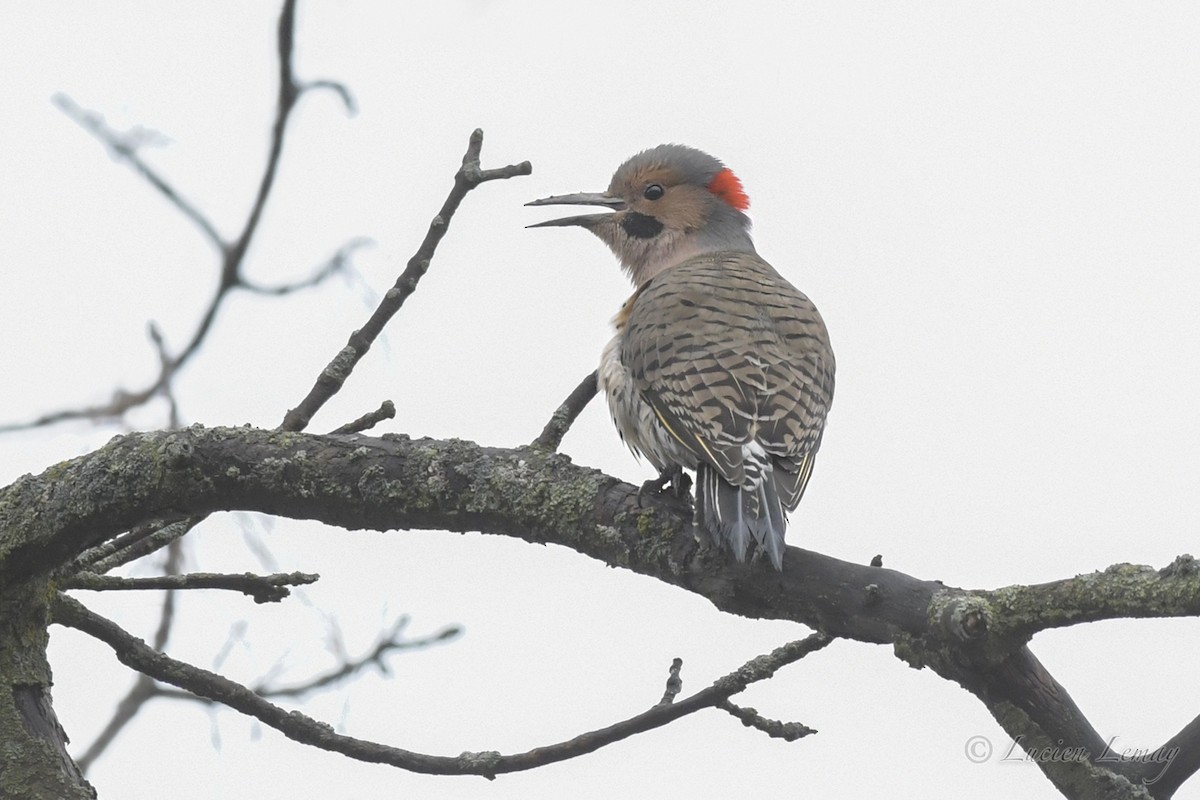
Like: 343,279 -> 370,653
694,464 -> 788,570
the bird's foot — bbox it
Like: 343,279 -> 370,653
637,466 -> 693,506
671,469 -> 693,500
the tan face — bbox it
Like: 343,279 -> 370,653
527,146 -> 753,286
606,165 -> 714,241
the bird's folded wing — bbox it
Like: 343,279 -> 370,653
622,254 -> 835,500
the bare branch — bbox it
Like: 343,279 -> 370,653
279,128 -> 532,433
9,425 -> 1198,795
142,613 -> 459,710
171,0 -> 304,371
952,556 -> 1200,645
242,238 -> 372,296
531,370 -> 599,451
75,674 -> 157,774
50,93 -> 225,250
62,518 -> 178,577
85,517 -> 198,576
658,657 -> 683,705
327,401 -> 396,435
75,542 -> 182,774
146,323 -> 182,428
260,618 -> 459,699
12,426 -> 1199,638
300,80 -> 358,114
55,593 -> 830,778
1144,712 -> 1200,796
1,0 -> 350,435
153,543 -> 183,649
221,0 -> 301,285
0,378 -> 166,433
717,699 -> 817,742
62,571 -> 320,604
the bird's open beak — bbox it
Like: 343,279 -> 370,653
525,192 -> 625,229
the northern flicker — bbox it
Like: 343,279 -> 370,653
528,144 -> 834,570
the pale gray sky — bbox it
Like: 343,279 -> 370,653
1,2 -> 1198,798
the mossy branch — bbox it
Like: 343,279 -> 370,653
1,424 -> 1197,797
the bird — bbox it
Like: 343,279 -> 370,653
527,144 -> 834,570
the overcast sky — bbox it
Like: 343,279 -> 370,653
2,2 -> 1198,798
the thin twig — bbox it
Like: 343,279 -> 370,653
85,517 -> 199,575
242,238 -> 372,296
301,80 -> 357,114
76,542 -> 183,773
531,370 -> 598,451
75,675 -> 158,774
717,699 -> 817,741
0,0 -> 354,435
63,571 -> 320,604
279,128 -> 532,433
35,0 -> 351,574
158,615 -> 461,704
260,617 -> 459,698
658,657 -> 683,705
63,518 -> 179,577
154,542 -> 183,649
327,400 -> 396,435
71,608 -> 458,771
32,2 -> 499,783
50,93 -> 224,250
56,593 -> 831,779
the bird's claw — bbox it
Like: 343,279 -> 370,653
637,466 -> 693,507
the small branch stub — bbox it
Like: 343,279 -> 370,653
659,658 -> 684,705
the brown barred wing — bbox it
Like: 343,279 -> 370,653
620,252 -> 835,568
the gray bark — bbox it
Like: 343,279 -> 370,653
0,425 -> 1196,798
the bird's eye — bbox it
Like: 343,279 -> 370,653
643,184 -> 665,201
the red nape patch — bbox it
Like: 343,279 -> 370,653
707,168 -> 750,211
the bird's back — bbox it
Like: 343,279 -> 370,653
620,252 -> 834,567
622,252 -> 834,477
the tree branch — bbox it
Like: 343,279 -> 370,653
241,238 -> 371,296
658,657 -> 683,705
531,370 -> 598,451
0,0 -> 355,435
62,571 -> 320,604
1146,713 -> 1200,797
983,556 -> 1200,642
68,518 -> 197,578
4,427 -> 1194,638
717,699 -> 817,742
327,401 -> 396,435
278,129 -> 532,433
5,425 -> 1196,796
50,93 -> 224,250
74,542 -> 182,773
156,614 -> 461,703
54,592 -> 829,778
74,673 -> 158,776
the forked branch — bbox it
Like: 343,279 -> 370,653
55,592 -> 829,779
